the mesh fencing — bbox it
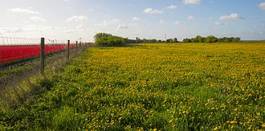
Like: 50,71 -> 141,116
0,36 -> 90,89
0,37 -> 79,65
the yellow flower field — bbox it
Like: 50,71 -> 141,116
1,43 -> 264,130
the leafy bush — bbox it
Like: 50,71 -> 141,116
94,33 -> 127,47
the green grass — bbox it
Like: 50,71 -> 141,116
0,43 -> 265,130
0,64 -> 33,78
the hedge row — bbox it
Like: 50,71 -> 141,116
94,33 -> 127,46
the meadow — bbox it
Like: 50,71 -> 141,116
0,43 -> 265,130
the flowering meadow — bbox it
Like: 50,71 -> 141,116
0,43 -> 264,130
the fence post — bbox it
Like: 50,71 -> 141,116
40,37 -> 45,75
76,41 -> 78,48
67,40 -> 70,61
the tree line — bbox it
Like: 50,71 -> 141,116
183,35 -> 241,43
134,35 -> 240,43
94,33 -> 241,46
94,33 -> 179,46
134,37 -> 179,43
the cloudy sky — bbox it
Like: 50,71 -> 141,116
0,0 -> 265,41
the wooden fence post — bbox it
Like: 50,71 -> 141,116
67,40 -> 70,61
76,41 -> 78,48
40,37 -> 45,75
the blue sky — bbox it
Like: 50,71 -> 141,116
0,0 -> 265,41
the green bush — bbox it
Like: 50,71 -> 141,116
94,33 -> 127,47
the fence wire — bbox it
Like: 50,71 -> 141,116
0,36 -> 90,89
0,37 -> 79,66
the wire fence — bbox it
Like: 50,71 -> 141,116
0,36 -> 92,89
0,37 -> 81,66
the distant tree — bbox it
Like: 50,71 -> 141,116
136,37 -> 141,43
218,37 -> 225,42
191,38 -> 197,43
166,39 -> 173,43
95,34 -> 240,45
217,37 -> 240,42
196,35 -> 205,43
183,38 -> 192,43
223,37 -> 231,42
232,37 -> 241,42
173,38 -> 178,43
151,39 -> 157,43
182,35 -> 240,43
94,33 -> 127,46
191,35 -> 202,43
94,33 -> 112,40
205,35 -> 218,43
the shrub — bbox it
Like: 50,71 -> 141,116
94,33 -> 127,47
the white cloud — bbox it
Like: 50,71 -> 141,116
132,17 -> 140,21
144,8 -> 163,15
8,8 -> 40,15
30,16 -> 46,22
167,5 -> 177,9
219,13 -> 241,21
187,16 -> 194,20
159,19 -> 165,24
259,2 -> 265,10
66,16 -> 88,22
183,0 -> 201,5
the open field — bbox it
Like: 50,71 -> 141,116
0,43 -> 265,130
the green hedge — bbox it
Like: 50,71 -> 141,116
94,33 -> 127,46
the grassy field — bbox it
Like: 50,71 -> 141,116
0,43 -> 265,130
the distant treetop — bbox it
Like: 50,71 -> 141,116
182,35 -> 240,43
94,33 -> 240,45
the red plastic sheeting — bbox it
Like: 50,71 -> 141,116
0,44 -> 76,65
